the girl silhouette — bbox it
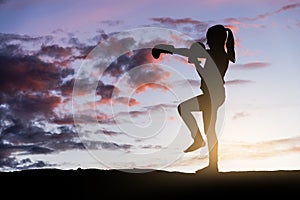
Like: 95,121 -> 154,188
152,24 -> 236,172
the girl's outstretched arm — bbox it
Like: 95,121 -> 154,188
152,44 -> 191,59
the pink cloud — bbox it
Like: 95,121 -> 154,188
115,97 -> 139,107
225,79 -> 255,85
232,111 -> 250,120
97,97 -> 139,107
224,25 -> 239,34
134,83 -> 169,94
231,62 -> 271,70
224,3 -> 300,25
238,49 -> 261,57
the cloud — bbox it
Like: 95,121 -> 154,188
275,3 -> 300,13
134,83 -> 169,94
232,112 -> 250,120
101,130 -> 123,136
1,93 -> 61,120
0,119 -> 85,166
90,30 -> 110,43
0,32 -> 80,127
1,122 -> 75,148
96,81 -> 118,99
139,144 -> 162,149
127,65 -> 171,92
151,17 -> 206,26
84,141 -> 132,151
0,55 -> 63,94
149,17 -> 209,40
221,136 -> 300,161
38,44 -> 73,60
61,78 -> 75,96
0,32 -> 51,44
0,155 -> 50,170
224,25 -> 239,34
225,79 -> 255,85
0,30 -> 159,171
113,97 -> 139,107
231,62 -> 270,70
238,49 -> 261,57
0,40 -> 87,167
95,82 -> 140,107
100,20 -> 124,27
51,116 -> 74,125
143,103 -> 177,111
104,49 -> 155,78
224,3 -> 300,25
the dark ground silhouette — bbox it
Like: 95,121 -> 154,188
1,169 -> 300,198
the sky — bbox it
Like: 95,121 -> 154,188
0,0 -> 299,173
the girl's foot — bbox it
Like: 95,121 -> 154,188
184,132 -> 205,153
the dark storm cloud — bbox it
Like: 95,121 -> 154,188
0,114 -> 82,169
60,78 -> 75,96
0,115 -> 133,169
0,155 -> 50,170
103,49 -> 154,77
0,30 -> 143,171
51,115 -> 74,125
0,119 -> 84,158
0,32 -> 52,44
0,32 -> 85,98
0,55 -> 62,93
96,81 -> 118,99
0,122 -> 78,149
0,31 -> 85,167
0,43 -> 25,56
4,93 -> 61,119
38,44 -> 73,59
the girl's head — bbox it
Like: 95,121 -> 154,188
206,24 -> 235,63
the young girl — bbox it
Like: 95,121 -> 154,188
152,24 -> 236,172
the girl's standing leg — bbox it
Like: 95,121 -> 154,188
202,107 -> 218,172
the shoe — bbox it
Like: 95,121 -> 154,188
184,132 -> 205,153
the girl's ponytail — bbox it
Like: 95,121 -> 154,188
226,28 -> 236,63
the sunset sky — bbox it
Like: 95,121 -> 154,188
0,0 -> 299,173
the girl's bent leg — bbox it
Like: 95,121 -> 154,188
177,96 -> 205,152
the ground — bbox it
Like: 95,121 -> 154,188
1,169 -> 299,198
